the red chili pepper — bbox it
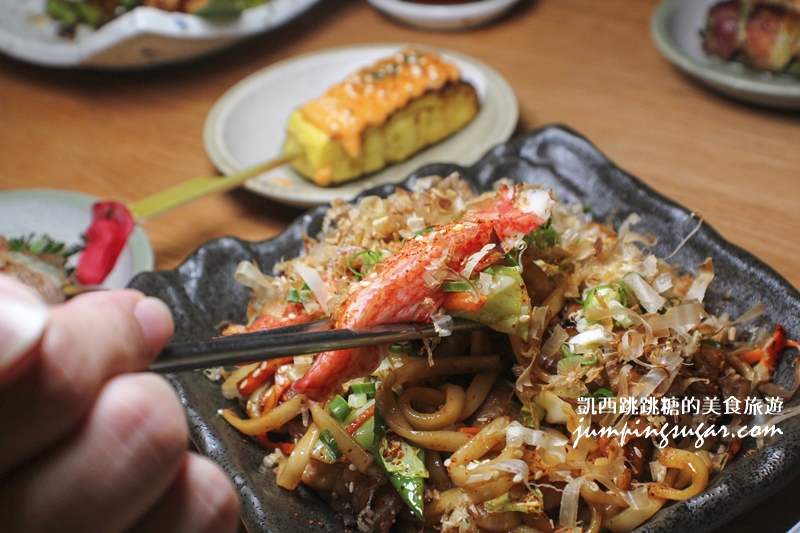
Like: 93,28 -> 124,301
75,201 -> 135,285
237,357 -> 294,397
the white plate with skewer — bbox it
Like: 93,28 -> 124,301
203,43 -> 519,208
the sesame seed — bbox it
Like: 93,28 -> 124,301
444,458 -> 451,467
348,463 -> 357,471
360,280 -> 371,287
252,368 -> 261,378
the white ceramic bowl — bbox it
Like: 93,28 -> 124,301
0,0 -> 319,68
367,0 -> 521,31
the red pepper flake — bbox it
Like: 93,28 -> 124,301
75,201 -> 134,285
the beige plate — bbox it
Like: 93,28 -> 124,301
203,43 -> 519,208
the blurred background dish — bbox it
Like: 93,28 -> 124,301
367,0 -> 521,31
203,43 -> 518,207
651,0 -> 800,109
0,0 -> 319,68
0,189 -> 153,290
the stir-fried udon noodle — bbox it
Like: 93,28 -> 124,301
211,175 -> 799,533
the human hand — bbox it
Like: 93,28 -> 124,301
0,274 -> 240,533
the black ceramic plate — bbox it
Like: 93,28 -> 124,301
130,125 -> 800,533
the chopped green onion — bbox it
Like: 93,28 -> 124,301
319,429 -> 342,460
326,395 -> 352,423
701,339 -> 724,349
504,251 -> 520,267
561,344 -> 576,358
348,249 -> 389,279
483,266 -> 495,275
581,355 -> 598,367
584,388 -> 615,400
286,289 -> 302,303
351,382 -> 377,396
442,281 -> 473,293
413,226 -> 436,236
523,218 -> 560,249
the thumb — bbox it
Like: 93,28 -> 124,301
0,274 -> 49,379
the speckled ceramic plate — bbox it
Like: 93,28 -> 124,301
130,125 -> 800,533
0,0 -> 319,68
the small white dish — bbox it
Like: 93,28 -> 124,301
203,43 -> 518,208
0,0 -> 319,68
651,0 -> 800,109
368,0 -> 521,31
0,189 -> 154,290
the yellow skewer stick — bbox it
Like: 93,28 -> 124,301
127,151 -> 301,221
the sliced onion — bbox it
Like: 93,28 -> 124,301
505,422 -> 569,462
623,272 -> 666,314
294,263 -> 330,316
467,459 -> 530,488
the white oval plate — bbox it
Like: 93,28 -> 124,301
651,0 -> 800,109
204,43 -> 518,207
0,189 -> 154,290
0,0 -> 319,68
367,0 -> 522,31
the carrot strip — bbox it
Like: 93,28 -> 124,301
741,348 -> 763,365
238,357 -> 294,396
442,292 -> 488,313
345,404 -> 375,434
762,324 -> 788,374
457,427 -> 481,435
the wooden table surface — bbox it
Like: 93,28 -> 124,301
1,0 -> 799,532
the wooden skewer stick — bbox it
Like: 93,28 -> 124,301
127,151 -> 302,221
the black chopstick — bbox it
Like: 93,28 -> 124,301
149,318 -> 486,373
